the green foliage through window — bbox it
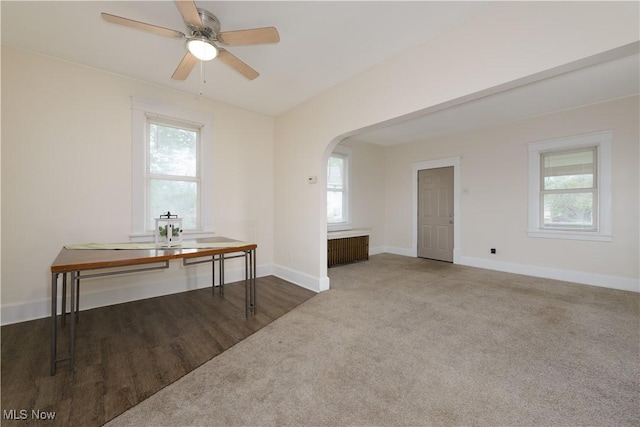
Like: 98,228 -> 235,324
541,147 -> 596,229
147,120 -> 200,231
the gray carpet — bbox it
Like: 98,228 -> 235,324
107,254 -> 639,426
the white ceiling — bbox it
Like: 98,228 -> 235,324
2,1 -> 638,146
1,1 -> 490,116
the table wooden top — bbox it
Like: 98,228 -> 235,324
51,237 -> 257,273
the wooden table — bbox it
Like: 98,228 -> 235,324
50,237 -> 257,375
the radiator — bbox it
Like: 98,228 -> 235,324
328,235 -> 369,267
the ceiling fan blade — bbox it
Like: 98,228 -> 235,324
217,49 -> 259,80
101,13 -> 185,38
171,51 -> 198,80
218,27 -> 280,46
175,0 -> 203,27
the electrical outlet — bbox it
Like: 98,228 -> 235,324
490,248 -> 496,254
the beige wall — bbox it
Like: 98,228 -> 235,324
274,1 -> 639,290
337,97 -> 639,290
383,96 -> 639,289
334,140 -> 386,253
1,47 -> 275,323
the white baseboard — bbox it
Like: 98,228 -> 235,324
369,246 -> 385,256
457,255 -> 639,293
1,300 -> 50,326
374,248 -> 638,292
272,264 -> 323,293
383,246 -> 415,257
318,276 -> 330,292
1,263 -> 274,326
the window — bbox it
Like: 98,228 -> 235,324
528,130 -> 612,241
132,99 -> 213,240
327,146 -> 351,227
146,118 -> 200,231
540,147 -> 596,230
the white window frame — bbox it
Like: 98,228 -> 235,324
131,98 -> 214,241
327,145 -> 351,231
146,116 -> 201,231
527,130 -> 612,242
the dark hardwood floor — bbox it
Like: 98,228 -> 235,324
1,276 -> 315,426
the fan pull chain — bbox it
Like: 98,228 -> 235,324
199,60 -> 207,96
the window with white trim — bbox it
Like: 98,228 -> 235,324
131,99 -> 214,240
540,147 -> 597,230
327,146 -> 351,227
528,130 -> 612,241
146,118 -> 200,231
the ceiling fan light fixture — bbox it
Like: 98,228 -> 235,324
187,37 -> 217,61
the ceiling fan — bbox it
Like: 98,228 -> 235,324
101,0 -> 279,81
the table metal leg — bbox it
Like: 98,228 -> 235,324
60,272 -> 80,326
50,272 -> 58,376
76,273 -> 80,322
70,271 -> 77,372
244,250 -> 257,317
220,254 -> 225,295
61,273 -> 67,327
245,251 -> 249,317
252,249 -> 257,315
211,255 -> 216,295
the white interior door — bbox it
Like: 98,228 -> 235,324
418,167 -> 454,262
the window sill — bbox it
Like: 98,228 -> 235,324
327,223 -> 352,232
130,230 -> 216,243
528,230 -> 612,242
328,228 -> 371,239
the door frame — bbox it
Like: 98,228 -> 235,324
411,157 -> 461,262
